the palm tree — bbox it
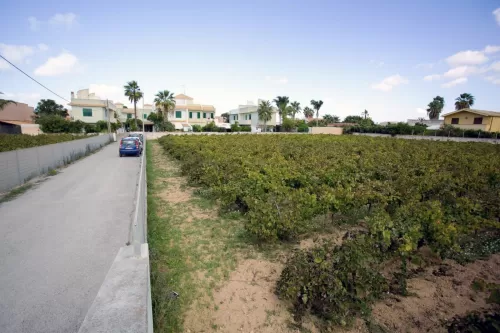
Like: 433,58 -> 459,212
362,109 -> 369,119
310,100 -> 324,127
323,114 -> 340,124
426,96 -> 445,119
154,90 -> 176,122
257,100 -> 273,132
290,101 -> 301,120
0,92 -> 16,111
455,93 -> 475,110
124,81 -> 144,128
273,96 -> 289,125
303,106 -> 314,119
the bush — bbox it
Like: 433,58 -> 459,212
239,126 -> 251,132
95,120 -> 108,132
84,124 -> 97,133
192,125 -> 202,132
230,122 -> 241,132
164,121 -> 176,132
297,122 -> 309,133
0,134 -> 96,152
202,121 -> 217,132
282,118 -> 296,132
277,238 -> 387,324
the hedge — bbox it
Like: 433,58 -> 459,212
0,134 -> 97,152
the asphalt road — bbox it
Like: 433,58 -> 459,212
0,141 -> 141,333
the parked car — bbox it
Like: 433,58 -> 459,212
119,137 -> 142,157
128,132 -> 144,144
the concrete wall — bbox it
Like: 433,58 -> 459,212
0,134 -> 111,193
353,132 -> 500,144
310,127 -> 343,135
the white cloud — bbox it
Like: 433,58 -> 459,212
49,13 -> 77,28
441,77 -> 467,88
28,16 -> 41,31
265,76 -> 288,84
490,61 -> 500,72
416,108 -> 427,114
34,52 -> 81,76
484,76 -> 500,84
443,65 -> 479,78
493,8 -> 500,26
446,50 -> 488,67
0,44 -> 35,70
37,43 -> 49,51
423,74 -> 441,81
89,84 -> 123,103
371,74 -> 408,92
2,92 -> 42,106
484,45 -> 500,54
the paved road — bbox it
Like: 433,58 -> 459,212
0,141 -> 141,333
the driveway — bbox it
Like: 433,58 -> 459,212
0,141 -> 141,333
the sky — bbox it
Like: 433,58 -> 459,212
1,0 -> 499,122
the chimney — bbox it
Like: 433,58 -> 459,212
71,91 -> 74,99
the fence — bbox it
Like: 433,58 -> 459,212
0,134 -> 112,193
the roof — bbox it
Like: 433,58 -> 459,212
68,102 -> 107,107
442,108 -> 500,117
174,94 -> 194,100
0,120 -> 34,125
174,104 -> 215,112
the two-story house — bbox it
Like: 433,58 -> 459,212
69,89 -> 118,124
228,100 -> 279,131
170,94 -> 216,130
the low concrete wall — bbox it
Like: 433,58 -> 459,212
146,132 -> 310,139
310,127 -> 343,135
0,134 -> 111,193
352,132 -> 500,144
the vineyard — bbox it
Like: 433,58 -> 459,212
0,133 -> 96,152
157,134 -> 500,328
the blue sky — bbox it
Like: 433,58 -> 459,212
1,0 -> 499,121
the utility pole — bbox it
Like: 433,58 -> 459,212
142,97 -> 145,133
106,99 -> 111,134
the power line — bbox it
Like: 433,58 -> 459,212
0,54 -> 70,102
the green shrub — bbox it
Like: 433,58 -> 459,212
0,134 -> 96,152
239,126 -> 251,132
297,122 -> 309,133
276,238 -> 387,324
164,121 -> 176,132
84,124 -> 97,133
282,118 -> 296,132
230,122 -> 241,132
202,121 -> 217,132
192,125 -> 202,132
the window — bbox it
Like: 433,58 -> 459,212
249,114 -> 252,120
211,113 -> 214,119
175,111 -> 182,118
83,108 -> 92,117
451,118 -> 459,124
473,117 -> 483,125
189,112 -> 193,119
197,112 -> 201,119
143,114 -> 147,119
127,114 -> 132,119
203,112 -> 207,118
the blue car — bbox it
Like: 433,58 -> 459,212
119,137 -> 142,157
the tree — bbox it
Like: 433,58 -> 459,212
35,99 -> 68,118
362,109 -> 369,119
221,112 -> 230,123
303,107 -> 314,119
257,100 -> 273,132
290,101 -> 301,120
154,90 -> 175,121
343,115 -> 363,123
426,96 -> 445,120
273,96 -> 289,125
310,100 -> 324,127
323,114 -> 340,124
455,93 -> 474,110
124,81 -> 144,128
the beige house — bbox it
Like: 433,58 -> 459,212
169,94 -> 216,130
68,89 -> 118,124
443,109 -> 500,132
0,101 -> 40,134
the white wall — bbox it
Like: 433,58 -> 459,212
72,106 -> 106,123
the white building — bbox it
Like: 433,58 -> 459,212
228,100 -> 279,131
170,94 -> 216,130
68,89 -> 119,124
